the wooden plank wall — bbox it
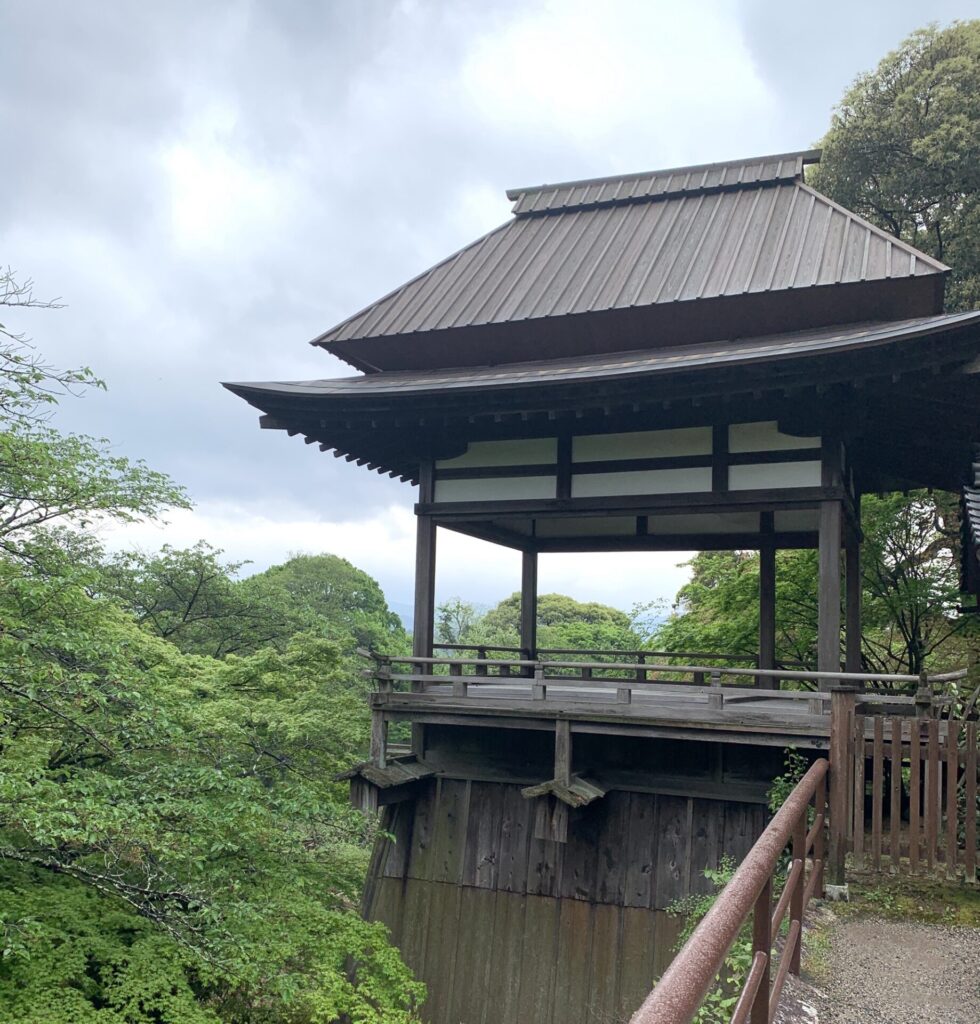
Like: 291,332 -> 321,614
366,779 -> 765,1024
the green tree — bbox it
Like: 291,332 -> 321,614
247,553 -> 408,654
100,542 -> 299,658
812,20 -> 980,310
653,494 -> 971,679
439,592 -> 647,653
0,286 -> 421,1021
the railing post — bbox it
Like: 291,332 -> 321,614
829,685 -> 857,886
476,647 -> 488,677
532,663 -> 546,700
790,817 -> 805,974
751,876 -> 772,1024
814,769 -> 826,898
708,668 -> 723,709
915,671 -> 932,718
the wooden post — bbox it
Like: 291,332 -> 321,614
829,686 -> 856,885
370,709 -> 388,769
845,498 -> 862,676
751,876 -> 772,1024
412,462 -> 437,662
520,549 -> 538,662
817,500 -> 842,688
411,462 -> 436,757
555,719 -> 571,786
758,520 -> 776,688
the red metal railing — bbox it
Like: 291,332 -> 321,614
629,758 -> 828,1024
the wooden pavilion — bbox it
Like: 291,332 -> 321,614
226,150 -> 980,1024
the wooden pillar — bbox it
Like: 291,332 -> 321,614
845,497 -> 862,676
412,515 -> 437,659
520,549 -> 538,660
758,512 -> 776,688
817,499 -> 842,688
829,686 -> 856,885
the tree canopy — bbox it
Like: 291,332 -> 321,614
813,20 -> 980,310
436,592 -> 650,653
0,278 -> 422,1022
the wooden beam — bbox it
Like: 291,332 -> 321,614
417,485 -> 845,521
817,499 -> 842,687
520,549 -> 538,659
531,530 -> 817,553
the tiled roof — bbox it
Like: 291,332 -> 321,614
313,151 -> 948,354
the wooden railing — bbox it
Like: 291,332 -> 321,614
629,759 -> 829,1024
851,705 -> 979,883
363,650 -> 967,712
432,642 -> 804,686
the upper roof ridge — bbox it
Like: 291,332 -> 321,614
506,149 -> 823,216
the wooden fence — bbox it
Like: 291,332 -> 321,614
851,711 -> 978,883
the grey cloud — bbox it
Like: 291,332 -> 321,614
4,0 -> 973,572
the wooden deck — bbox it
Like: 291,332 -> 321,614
375,681 -> 833,749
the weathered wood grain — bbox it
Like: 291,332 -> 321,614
909,721 -> 921,874
890,717 -> 901,869
624,792 -> 658,909
654,795 -> 691,908
516,895 -> 561,1023
550,899 -> 594,1024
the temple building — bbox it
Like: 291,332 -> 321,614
226,151 -> 980,1024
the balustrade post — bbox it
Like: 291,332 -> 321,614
751,876 -> 772,1024
790,817 -> 805,974
532,663 -> 546,700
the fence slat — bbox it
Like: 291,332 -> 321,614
909,722 -> 921,874
872,717 -> 884,871
966,722 -> 977,885
925,720 -> 939,871
947,721 -> 959,879
853,714 -> 865,866
890,717 -> 902,870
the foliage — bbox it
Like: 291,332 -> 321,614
0,287 -> 422,1021
435,591 -> 647,653
100,541 -> 302,658
0,268 -> 95,424
653,493 -> 973,679
101,546 -> 410,660
812,20 -> 980,310
248,553 -> 409,655
0,563 -> 422,1021
665,859 -> 752,1024
766,748 -> 811,816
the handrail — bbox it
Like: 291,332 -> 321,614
362,650 -> 968,688
432,642 -> 790,666
630,759 -> 829,1024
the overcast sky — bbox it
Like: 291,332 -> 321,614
2,1 -> 975,622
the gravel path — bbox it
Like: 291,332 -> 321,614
808,917 -> 980,1024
